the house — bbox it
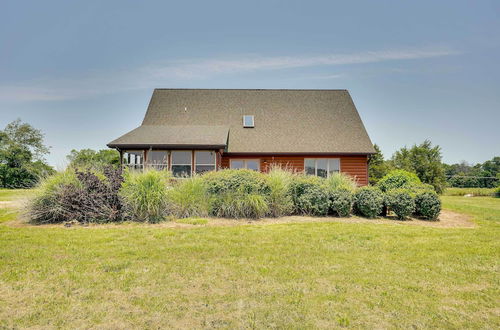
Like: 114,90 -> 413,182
107,89 -> 375,185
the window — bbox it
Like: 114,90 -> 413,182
171,151 -> 192,177
195,151 -> 216,174
230,159 -> 259,171
123,150 -> 144,170
304,158 -> 340,178
243,115 -> 254,127
147,151 -> 168,170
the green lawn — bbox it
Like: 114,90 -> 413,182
0,190 -> 498,328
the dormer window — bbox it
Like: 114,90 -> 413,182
243,115 -> 254,128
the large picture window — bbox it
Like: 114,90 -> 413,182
230,159 -> 259,171
304,158 -> 340,178
195,151 -> 216,174
123,150 -> 144,170
171,151 -> 192,177
147,151 -> 168,170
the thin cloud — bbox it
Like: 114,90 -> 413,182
0,47 -> 460,102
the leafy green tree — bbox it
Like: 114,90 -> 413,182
0,119 -> 54,188
368,144 -> 390,185
67,149 -> 120,170
390,140 -> 447,193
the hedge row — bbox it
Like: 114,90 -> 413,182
28,167 -> 441,223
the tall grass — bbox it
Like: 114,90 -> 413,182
444,187 -> 496,197
324,172 -> 357,192
119,170 -> 171,223
168,176 -> 210,218
212,190 -> 269,219
28,169 -> 82,223
265,167 -> 294,217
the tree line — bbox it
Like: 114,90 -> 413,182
1,119 -> 498,191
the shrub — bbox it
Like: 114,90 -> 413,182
495,186 -> 500,198
28,169 -> 82,223
202,169 -> 268,195
265,167 -> 294,217
168,176 -> 210,218
119,170 -> 171,223
385,189 -> 415,220
414,191 -> 441,220
211,190 -> 269,219
324,172 -> 357,192
329,189 -> 353,217
354,186 -> 384,218
202,169 -> 269,219
28,167 -> 124,224
290,175 -> 330,216
377,170 -> 422,192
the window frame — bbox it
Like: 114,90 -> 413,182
304,158 -> 341,177
122,150 -> 145,170
242,115 -> 254,128
170,150 -> 193,177
194,150 -> 217,174
230,159 -> 260,171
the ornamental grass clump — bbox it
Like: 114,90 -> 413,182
168,176 -> 210,218
354,186 -> 384,218
414,191 -> 441,220
265,167 -> 294,217
324,172 -> 357,192
329,189 -> 354,217
290,175 -> 329,216
119,169 -> 171,223
28,167 -> 124,224
385,189 -> 415,220
202,169 -> 269,218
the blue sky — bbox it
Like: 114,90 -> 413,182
1,0 -> 499,168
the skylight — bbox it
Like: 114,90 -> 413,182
243,115 -> 254,128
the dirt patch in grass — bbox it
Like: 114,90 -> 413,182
6,209 -> 474,229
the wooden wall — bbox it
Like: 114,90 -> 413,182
220,154 -> 369,186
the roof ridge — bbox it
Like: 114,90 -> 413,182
153,88 -> 348,91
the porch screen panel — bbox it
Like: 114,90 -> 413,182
195,151 -> 215,174
171,151 -> 192,177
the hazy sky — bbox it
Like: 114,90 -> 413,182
1,0 -> 499,168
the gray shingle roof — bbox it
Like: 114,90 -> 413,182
108,89 -> 375,154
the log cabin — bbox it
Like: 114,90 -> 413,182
107,89 -> 375,185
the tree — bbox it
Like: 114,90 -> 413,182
67,149 -> 120,170
390,140 -> 447,193
368,144 -> 390,185
0,119 -> 54,188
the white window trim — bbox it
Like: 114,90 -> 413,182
194,151 -> 217,173
230,159 -> 260,170
170,150 -> 193,176
304,158 -> 341,177
123,150 -> 145,169
243,115 -> 254,128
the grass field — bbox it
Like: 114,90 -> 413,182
444,187 -> 497,197
0,189 -> 499,328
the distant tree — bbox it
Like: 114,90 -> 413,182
368,144 -> 390,185
444,156 -> 500,188
0,119 -> 54,188
67,149 -> 120,170
390,140 -> 447,193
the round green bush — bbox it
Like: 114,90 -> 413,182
414,191 -> 441,220
377,170 -> 421,192
329,189 -> 353,217
385,189 -> 415,220
354,186 -> 384,218
290,175 -> 329,216
495,186 -> 500,198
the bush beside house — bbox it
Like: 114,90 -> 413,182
28,167 -> 442,224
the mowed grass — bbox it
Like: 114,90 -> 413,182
0,191 -> 499,328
